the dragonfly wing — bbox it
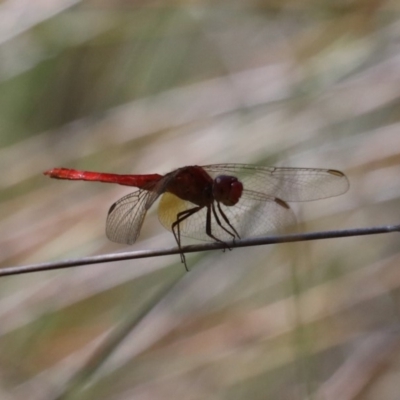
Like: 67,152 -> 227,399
157,192 -> 205,236
202,164 -> 349,202
224,190 -> 297,238
158,191 -> 296,242
106,189 -> 160,245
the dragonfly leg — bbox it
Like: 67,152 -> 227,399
172,206 -> 203,271
216,202 -> 241,240
205,206 -> 232,254
211,202 -> 235,241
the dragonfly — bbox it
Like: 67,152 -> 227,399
44,164 -> 349,270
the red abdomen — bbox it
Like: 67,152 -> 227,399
44,168 -> 162,189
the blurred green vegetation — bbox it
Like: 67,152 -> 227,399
1,1 -> 400,400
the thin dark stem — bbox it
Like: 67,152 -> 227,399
1,224 -> 400,277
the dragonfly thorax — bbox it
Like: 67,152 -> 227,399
212,175 -> 243,206
165,166 -> 215,207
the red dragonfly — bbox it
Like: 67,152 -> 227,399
44,164 -> 349,270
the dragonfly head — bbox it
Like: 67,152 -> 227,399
213,175 -> 243,206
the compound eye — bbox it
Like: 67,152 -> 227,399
213,175 -> 243,206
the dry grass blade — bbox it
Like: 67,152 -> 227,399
0,225 -> 399,276
1,2 -> 400,400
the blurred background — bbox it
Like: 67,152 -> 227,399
1,1 -> 400,399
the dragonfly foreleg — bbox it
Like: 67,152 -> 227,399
205,205 -> 233,255
210,202 -> 236,243
216,201 -> 241,240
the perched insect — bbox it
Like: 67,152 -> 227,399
44,164 -> 349,269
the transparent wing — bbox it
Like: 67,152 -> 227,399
107,164 -> 349,245
106,171 -> 184,245
202,164 -> 349,201
106,188 -> 161,245
158,191 -> 296,242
